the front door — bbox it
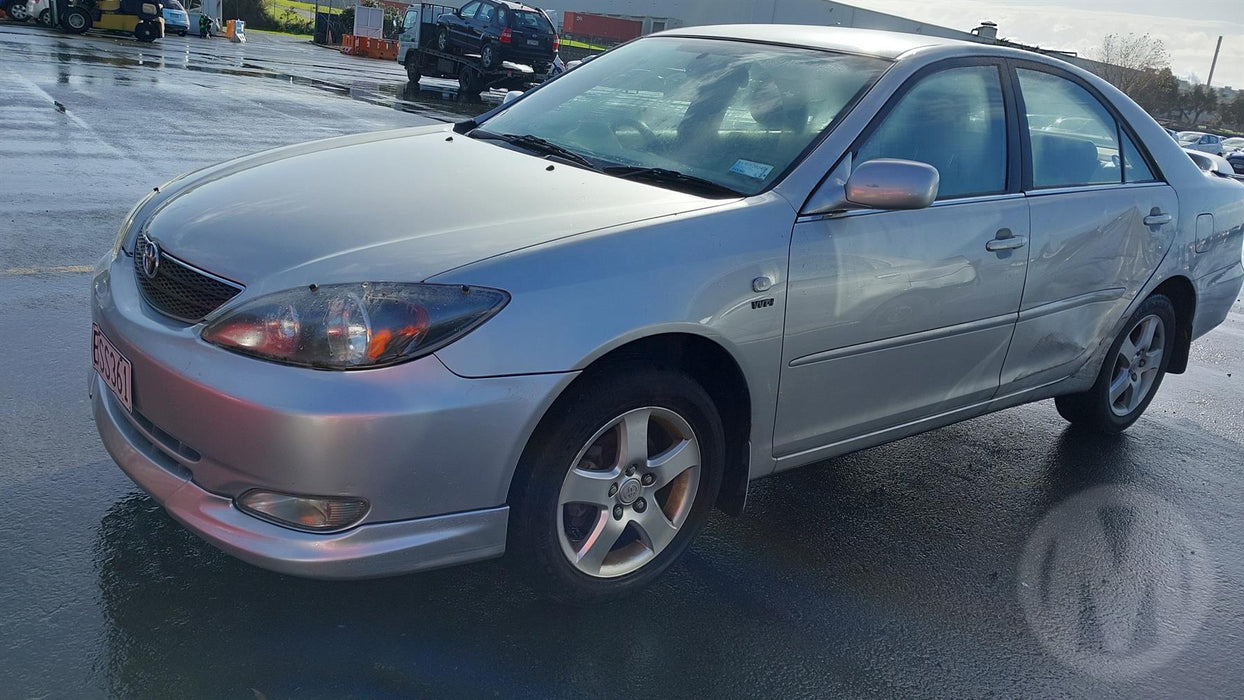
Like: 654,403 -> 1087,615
999,64 -> 1178,392
774,62 -> 1029,460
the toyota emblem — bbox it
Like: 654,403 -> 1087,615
141,238 -> 162,279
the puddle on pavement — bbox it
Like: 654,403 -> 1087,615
4,28 -> 496,122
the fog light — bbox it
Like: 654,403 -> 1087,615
237,490 -> 369,532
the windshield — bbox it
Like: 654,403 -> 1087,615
479,37 -> 890,195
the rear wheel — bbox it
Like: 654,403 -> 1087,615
479,40 -> 498,69
509,367 -> 724,604
1055,294 -> 1176,433
61,6 -> 91,33
133,20 -> 157,42
5,0 -> 30,21
457,66 -> 481,100
38,7 -> 51,24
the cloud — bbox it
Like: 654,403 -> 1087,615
854,0 -> 1243,88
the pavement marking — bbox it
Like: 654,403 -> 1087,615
1,265 -> 94,276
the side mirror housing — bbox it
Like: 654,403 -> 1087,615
503,90 -> 524,105
845,159 -> 940,210
802,157 -> 939,216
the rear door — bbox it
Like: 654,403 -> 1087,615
774,60 -> 1029,459
999,63 -> 1177,392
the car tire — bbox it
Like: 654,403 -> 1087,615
38,7 -> 51,24
479,40 -> 498,70
1054,294 -> 1176,434
436,26 -> 450,53
5,0 -> 29,21
457,66 -> 481,100
60,6 -> 91,33
509,366 -> 725,604
178,29 -> 186,36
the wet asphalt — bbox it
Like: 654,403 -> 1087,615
2,22 -> 1244,699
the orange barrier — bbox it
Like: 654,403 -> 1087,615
340,34 -> 398,60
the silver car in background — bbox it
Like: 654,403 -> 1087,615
91,25 -> 1244,602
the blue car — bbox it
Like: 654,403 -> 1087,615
162,0 -> 189,35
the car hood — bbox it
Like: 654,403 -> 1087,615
142,125 -> 723,294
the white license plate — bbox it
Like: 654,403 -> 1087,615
527,39 -> 539,46
92,324 -> 133,413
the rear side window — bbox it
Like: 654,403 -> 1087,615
855,65 -> 1008,200
1122,131 -> 1155,183
1018,68 -> 1124,188
512,10 -> 552,32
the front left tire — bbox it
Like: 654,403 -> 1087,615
509,366 -> 724,604
4,0 -> 30,21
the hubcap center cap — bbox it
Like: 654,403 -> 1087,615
617,478 -> 643,505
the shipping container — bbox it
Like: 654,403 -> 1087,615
562,11 -> 641,43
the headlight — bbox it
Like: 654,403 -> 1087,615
111,189 -> 159,258
201,282 -> 508,369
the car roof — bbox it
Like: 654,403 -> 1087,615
659,24 -> 975,60
494,0 -> 541,11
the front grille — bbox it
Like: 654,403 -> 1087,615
132,233 -> 243,323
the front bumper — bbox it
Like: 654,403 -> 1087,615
91,253 -> 575,577
95,376 -> 508,578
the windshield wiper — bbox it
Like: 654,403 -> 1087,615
601,166 -> 743,197
469,130 -> 598,170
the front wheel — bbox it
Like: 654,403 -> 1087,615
1055,294 -> 1176,433
436,26 -> 450,53
404,53 -> 420,84
509,367 -> 724,604
38,7 -> 51,24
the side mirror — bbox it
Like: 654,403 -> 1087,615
503,90 -> 524,104
803,157 -> 939,216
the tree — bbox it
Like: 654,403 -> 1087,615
1221,93 -> 1244,131
1095,33 -> 1171,107
1181,84 -> 1219,127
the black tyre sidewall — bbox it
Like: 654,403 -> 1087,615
1063,295 -> 1177,433
480,41 -> 496,69
436,27 -> 449,52
511,367 -> 725,604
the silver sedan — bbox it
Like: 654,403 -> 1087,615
91,25 -> 1244,602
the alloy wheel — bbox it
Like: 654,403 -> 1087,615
9,2 -> 29,19
1108,314 -> 1165,416
556,407 -> 701,578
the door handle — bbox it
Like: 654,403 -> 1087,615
986,229 -> 1028,252
1143,212 -> 1172,226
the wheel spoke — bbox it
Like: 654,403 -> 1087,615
647,438 -> 700,490
618,409 -> 651,469
1118,337 -> 1139,361
558,468 -> 617,507
632,507 -> 679,555
1127,378 -> 1145,412
1136,317 -> 1158,351
1109,371 -> 1130,404
574,513 -> 626,575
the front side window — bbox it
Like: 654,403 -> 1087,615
855,65 -> 1007,200
458,1 -> 480,20
1018,68 -> 1121,188
480,37 -> 890,195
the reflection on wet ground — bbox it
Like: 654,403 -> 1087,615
1,23 -> 496,122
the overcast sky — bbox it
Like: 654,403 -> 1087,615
856,0 -> 1243,89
